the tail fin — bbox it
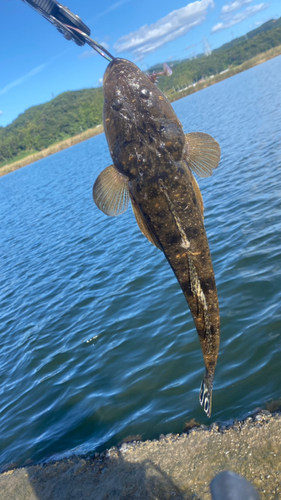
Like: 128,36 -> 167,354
199,374 -> 213,417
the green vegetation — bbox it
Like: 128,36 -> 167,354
0,88 -> 103,167
1,18 -> 281,168
0,125 -> 103,176
148,17 -> 281,73
166,45 -> 281,103
156,23 -> 281,93
214,17 -> 281,52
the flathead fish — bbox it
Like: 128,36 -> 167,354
93,58 -> 221,417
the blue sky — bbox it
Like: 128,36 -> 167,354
1,0 -> 280,127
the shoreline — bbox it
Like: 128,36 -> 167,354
1,45 -> 281,178
1,408 -> 280,499
168,44 -> 281,102
0,125 -> 104,177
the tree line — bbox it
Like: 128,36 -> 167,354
1,19 -> 280,166
157,24 -> 281,92
0,88 -> 103,165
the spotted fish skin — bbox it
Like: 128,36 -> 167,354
129,155 -> 220,417
94,58 -> 221,417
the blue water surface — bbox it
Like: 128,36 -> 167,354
0,55 -> 281,469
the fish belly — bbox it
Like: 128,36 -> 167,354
130,160 -> 220,375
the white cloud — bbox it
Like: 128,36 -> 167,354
185,42 -> 200,51
0,111 -> 3,116
79,50 -> 98,59
87,0 -> 130,23
221,0 -> 253,14
0,48 -> 72,97
211,3 -> 269,32
80,42 -> 109,59
248,16 -> 271,28
114,0 -> 214,60
95,0 -> 130,18
0,64 -> 47,96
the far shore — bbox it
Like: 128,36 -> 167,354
0,125 -> 104,177
1,44 -> 281,178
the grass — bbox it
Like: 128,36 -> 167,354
0,125 -> 103,177
167,44 -> 281,102
1,44 -> 281,178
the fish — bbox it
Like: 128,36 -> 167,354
93,58 -> 221,417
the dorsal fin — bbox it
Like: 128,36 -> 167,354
93,165 -> 129,216
130,195 -> 162,250
185,132 -> 220,178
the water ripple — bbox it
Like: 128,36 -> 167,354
0,56 -> 281,468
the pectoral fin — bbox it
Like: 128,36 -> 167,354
185,132 -> 220,178
93,165 -> 129,216
130,195 -> 162,250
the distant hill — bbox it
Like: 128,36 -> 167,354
0,88 -> 103,165
156,21 -> 281,92
149,17 -> 281,71
1,17 -> 281,167
214,17 -> 281,53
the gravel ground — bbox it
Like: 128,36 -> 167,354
0,410 -> 280,500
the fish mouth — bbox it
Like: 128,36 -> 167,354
103,58 -> 137,85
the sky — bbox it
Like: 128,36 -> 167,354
0,0 -> 280,127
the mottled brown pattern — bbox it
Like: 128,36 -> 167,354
98,58 -> 220,416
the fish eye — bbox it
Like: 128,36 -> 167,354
140,88 -> 150,99
112,99 -> 122,111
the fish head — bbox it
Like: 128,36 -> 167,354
103,58 -> 185,178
